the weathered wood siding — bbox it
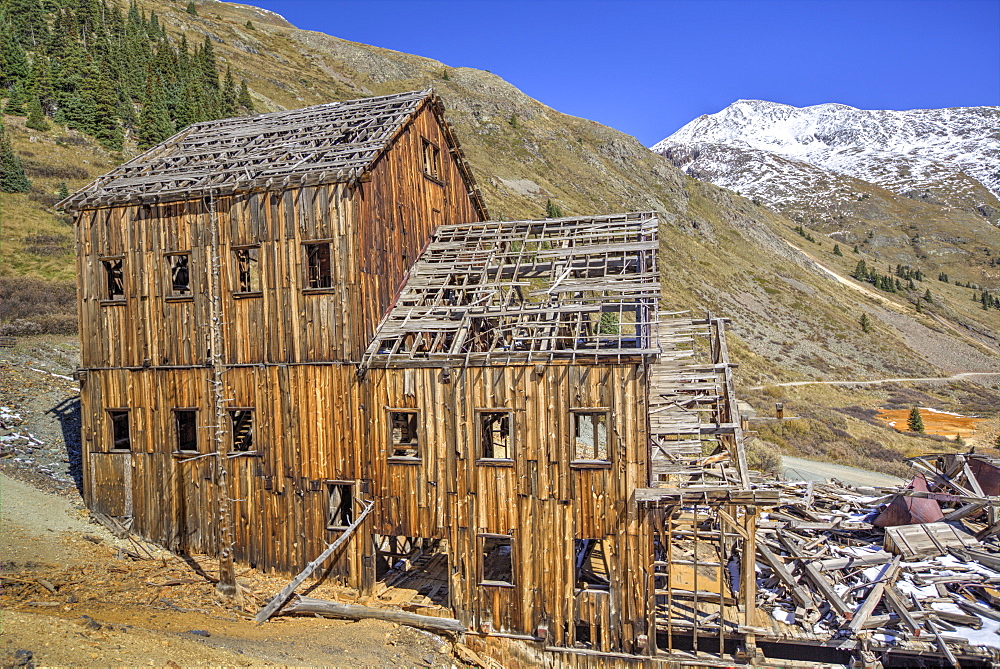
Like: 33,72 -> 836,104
75,103 -> 482,369
79,362 -> 650,650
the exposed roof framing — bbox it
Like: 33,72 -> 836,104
361,212 -> 661,370
61,89 -> 487,216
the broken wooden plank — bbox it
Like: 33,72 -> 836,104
846,556 -> 901,633
756,543 -> 815,610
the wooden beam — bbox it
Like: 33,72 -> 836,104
281,595 -> 466,634
255,500 -> 374,623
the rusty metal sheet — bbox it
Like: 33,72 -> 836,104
873,473 -> 944,527
969,456 -> 1000,496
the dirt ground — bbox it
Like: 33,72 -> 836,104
0,469 -> 462,667
876,406 -> 985,440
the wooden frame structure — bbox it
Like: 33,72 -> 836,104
66,89 -> 855,665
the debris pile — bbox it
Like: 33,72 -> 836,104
757,452 -> 1000,665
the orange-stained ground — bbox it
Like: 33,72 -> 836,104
876,407 -> 984,441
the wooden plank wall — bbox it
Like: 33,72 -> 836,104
355,104 -> 483,354
78,361 -> 651,651
75,104 -> 481,370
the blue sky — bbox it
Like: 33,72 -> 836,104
249,0 -> 1000,146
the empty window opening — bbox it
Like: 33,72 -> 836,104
575,539 -> 610,591
574,623 -> 603,650
389,410 -> 419,459
304,242 -> 333,289
479,410 -> 512,460
229,409 -> 254,452
326,483 -> 354,529
573,411 -> 609,461
373,535 -> 449,606
108,410 -> 131,451
102,258 -> 124,300
166,253 -> 191,296
233,246 -> 261,293
421,139 -> 441,180
174,409 -> 198,452
480,535 -> 514,586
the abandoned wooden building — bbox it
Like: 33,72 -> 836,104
62,89 -> 793,663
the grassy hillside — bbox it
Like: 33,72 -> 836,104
2,0 -> 998,468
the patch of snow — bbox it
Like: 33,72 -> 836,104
653,100 -> 1000,211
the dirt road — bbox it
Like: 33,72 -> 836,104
781,456 -> 905,488
751,370 -> 1000,390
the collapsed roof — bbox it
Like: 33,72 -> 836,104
61,89 -> 484,212
361,212 -> 661,370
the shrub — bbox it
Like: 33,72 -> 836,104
746,440 -> 782,476
0,276 -> 77,334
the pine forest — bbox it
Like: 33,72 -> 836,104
0,0 -> 254,167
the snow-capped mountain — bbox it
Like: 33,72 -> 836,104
653,100 -> 1000,217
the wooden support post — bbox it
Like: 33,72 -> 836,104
255,500 -> 374,623
777,534 -> 852,620
882,585 -> 920,634
207,193 -> 237,599
911,592 -> 959,669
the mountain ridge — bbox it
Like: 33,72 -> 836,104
654,99 -> 1000,213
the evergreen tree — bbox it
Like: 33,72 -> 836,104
0,17 -> 31,87
833,244 -> 842,256
220,65 -> 237,117
907,407 -> 925,433
0,122 -> 32,192
859,313 -> 871,333
852,259 -> 868,280
545,199 -> 564,218
853,245 -> 860,254
3,80 -> 28,114
923,289 -> 932,303
237,79 -> 253,112
25,94 -> 49,130
186,1 -> 198,16
136,73 -> 173,149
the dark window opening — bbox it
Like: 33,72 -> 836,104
109,410 -> 131,451
326,483 -> 354,529
573,411 -> 609,461
481,535 -> 514,585
575,539 -> 610,591
304,242 -> 333,289
389,410 -> 419,459
174,409 -> 198,452
574,623 -> 602,650
166,253 -> 191,296
373,535 -> 450,606
233,247 -> 261,293
479,410 -> 512,460
102,258 -> 124,300
421,139 -> 441,180
229,409 -> 254,452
